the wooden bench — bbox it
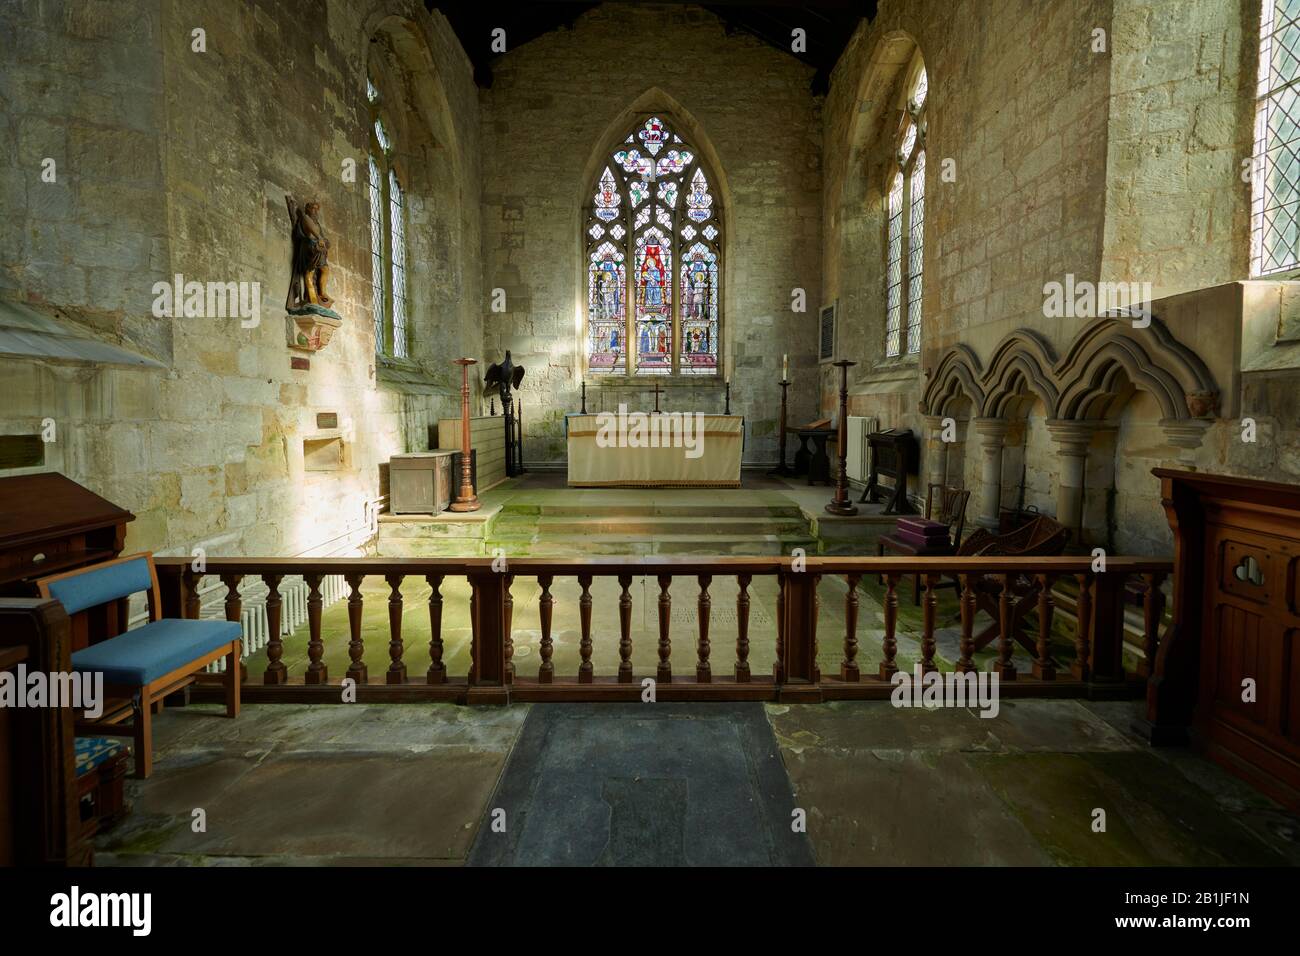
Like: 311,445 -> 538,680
37,552 -> 242,778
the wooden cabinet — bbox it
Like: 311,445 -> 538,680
1149,468 -> 1300,810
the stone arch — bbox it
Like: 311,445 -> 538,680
1054,317 -> 1218,421
921,344 -> 984,415
979,329 -> 1059,419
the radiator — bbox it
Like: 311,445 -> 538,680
205,574 -> 348,674
845,416 -> 879,484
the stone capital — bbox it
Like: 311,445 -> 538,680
1045,418 -> 1103,455
971,417 -> 1010,440
1158,417 -> 1213,450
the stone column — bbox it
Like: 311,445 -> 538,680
1045,419 -> 1101,538
972,418 -> 1009,530
922,414 -> 948,491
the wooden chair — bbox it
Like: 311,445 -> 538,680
877,484 -> 971,604
37,552 -> 242,778
958,515 -> 1071,656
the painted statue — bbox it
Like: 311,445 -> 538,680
285,195 -> 338,316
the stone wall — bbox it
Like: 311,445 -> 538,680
478,2 -> 823,466
1101,0 -> 1257,296
0,0 -> 482,559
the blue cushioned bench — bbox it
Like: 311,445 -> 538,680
38,553 -> 241,778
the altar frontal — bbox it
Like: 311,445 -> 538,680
566,407 -> 743,487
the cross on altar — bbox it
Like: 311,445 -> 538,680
653,379 -> 662,413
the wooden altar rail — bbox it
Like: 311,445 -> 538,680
152,556 -> 1172,704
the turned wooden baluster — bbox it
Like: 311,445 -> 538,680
182,568 -> 202,620
503,573 -> 515,684
921,571 -> 938,674
617,573 -> 633,683
696,574 -> 712,683
957,573 -> 977,673
426,574 -> 445,684
1140,571 -> 1166,677
657,575 -> 672,682
735,573 -> 751,682
841,573 -> 860,681
578,573 -> 593,683
345,573 -> 367,683
385,574 -> 406,684
221,573 -> 245,681
263,574 -> 286,685
880,571 -> 899,679
1033,573 -> 1056,680
304,573 -> 327,684
995,573 -> 1016,680
1072,572 -> 1093,680
538,574 -> 555,683
774,571 -> 786,683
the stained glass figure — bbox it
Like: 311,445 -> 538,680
588,242 -> 626,374
679,243 -> 718,375
635,229 -> 672,374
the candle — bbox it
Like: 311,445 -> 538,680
782,354 -> 789,380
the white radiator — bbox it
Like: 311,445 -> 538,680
845,416 -> 879,484
206,574 -> 348,674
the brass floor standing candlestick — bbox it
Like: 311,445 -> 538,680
826,359 -> 859,515
767,379 -> 792,476
449,357 -> 480,513
724,381 -> 731,415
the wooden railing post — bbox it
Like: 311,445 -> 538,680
735,573 -> 751,683
657,575 -> 672,683
468,572 -> 507,698
618,574 -> 634,683
780,571 -> 820,699
304,573 -> 327,685
578,573 -> 594,683
1089,570 -> 1127,682
345,573 -> 367,684
426,574 -> 445,684
537,574 -> 554,684
263,574 -> 286,685
840,572 -> 860,682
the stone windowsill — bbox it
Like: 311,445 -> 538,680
376,354 -> 452,390
851,359 -> 921,395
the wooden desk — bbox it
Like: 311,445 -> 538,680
788,427 -> 834,486
0,473 -> 135,648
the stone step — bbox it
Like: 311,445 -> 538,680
512,502 -> 805,519
486,533 -> 817,557
526,515 -> 810,536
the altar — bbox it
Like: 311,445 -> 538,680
565,412 -> 744,487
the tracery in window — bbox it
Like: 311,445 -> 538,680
584,116 -> 721,377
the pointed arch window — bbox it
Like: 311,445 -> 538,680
884,59 -> 927,358
367,73 -> 409,358
1251,1 -> 1300,276
584,116 -> 722,376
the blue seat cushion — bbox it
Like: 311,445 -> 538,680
75,736 -> 126,776
47,557 -> 153,615
71,618 -> 241,686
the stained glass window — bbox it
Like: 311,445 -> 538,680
367,72 -> 410,358
584,115 -> 722,376
884,59 -> 927,358
1251,0 -> 1300,275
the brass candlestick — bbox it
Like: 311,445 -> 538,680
724,381 -> 731,415
767,379 -> 792,476
449,358 -> 480,512
826,359 -> 859,516
580,380 -> 587,414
